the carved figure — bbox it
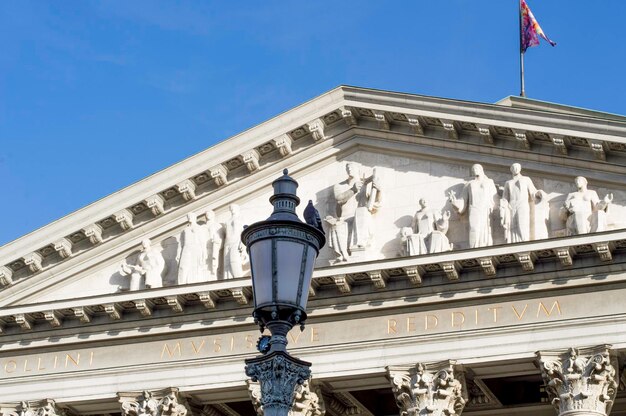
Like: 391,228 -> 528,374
137,238 -> 165,288
199,209 -> 222,281
324,216 -> 350,262
120,239 -> 166,290
176,212 -> 205,284
500,163 -> 543,243
120,263 -> 144,291
401,199 -> 452,256
560,176 -> 613,235
400,226 -> 425,256
533,191 -> 550,240
328,162 -> 382,262
223,204 -> 247,279
412,198 -> 452,254
448,164 -> 498,248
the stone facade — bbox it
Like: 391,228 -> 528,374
0,87 -> 625,416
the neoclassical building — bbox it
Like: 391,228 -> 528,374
0,87 -> 625,416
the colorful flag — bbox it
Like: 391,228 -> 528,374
520,0 -> 556,53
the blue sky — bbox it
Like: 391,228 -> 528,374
1,1 -> 625,245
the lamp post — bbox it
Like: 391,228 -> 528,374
241,169 -> 326,416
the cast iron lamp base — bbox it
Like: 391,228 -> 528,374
245,351 -> 311,416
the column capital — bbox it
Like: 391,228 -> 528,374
0,399 -> 69,416
387,360 -> 467,416
118,388 -> 193,416
536,345 -> 618,416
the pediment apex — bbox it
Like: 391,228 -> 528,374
2,86 -> 626,304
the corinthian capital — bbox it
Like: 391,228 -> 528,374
536,345 -> 618,416
118,388 -> 192,416
1,400 -> 68,416
386,360 -> 467,416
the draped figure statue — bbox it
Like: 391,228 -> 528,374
120,238 -> 165,290
223,204 -> 247,279
500,163 -> 544,243
176,212 -> 204,284
199,208 -> 223,281
401,198 -> 452,256
448,164 -> 498,248
560,176 -> 613,235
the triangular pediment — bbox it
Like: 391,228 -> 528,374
1,86 -> 626,322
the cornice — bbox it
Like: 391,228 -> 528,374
1,86 -> 625,294
340,86 -> 626,137
0,229 -> 624,336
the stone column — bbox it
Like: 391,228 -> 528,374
0,400 -> 68,416
536,345 -> 618,416
118,388 -> 195,416
247,378 -> 325,416
386,360 -> 467,416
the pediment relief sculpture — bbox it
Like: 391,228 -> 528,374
2,86 -> 625,301
119,205 -> 249,291
223,204 -> 247,279
11,152 -> 623,302
500,163 -> 546,243
176,212 -> 206,285
120,238 -> 166,291
325,162 -> 382,264
401,198 -> 452,256
199,208 -> 222,281
448,164 -> 499,249
98,158 -> 622,294
560,176 -> 613,236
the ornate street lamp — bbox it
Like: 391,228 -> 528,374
241,169 -> 326,416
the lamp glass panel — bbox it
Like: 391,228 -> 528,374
249,239 -> 273,306
276,240 -> 305,305
298,247 -> 317,310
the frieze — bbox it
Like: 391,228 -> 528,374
0,289 -> 624,380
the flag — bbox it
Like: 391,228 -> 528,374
520,0 -> 556,53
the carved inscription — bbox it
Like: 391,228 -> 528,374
159,327 -> 321,360
1,351 -> 94,377
386,299 -> 562,335
0,290 -> 616,381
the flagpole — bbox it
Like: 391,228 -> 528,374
519,0 -> 526,97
